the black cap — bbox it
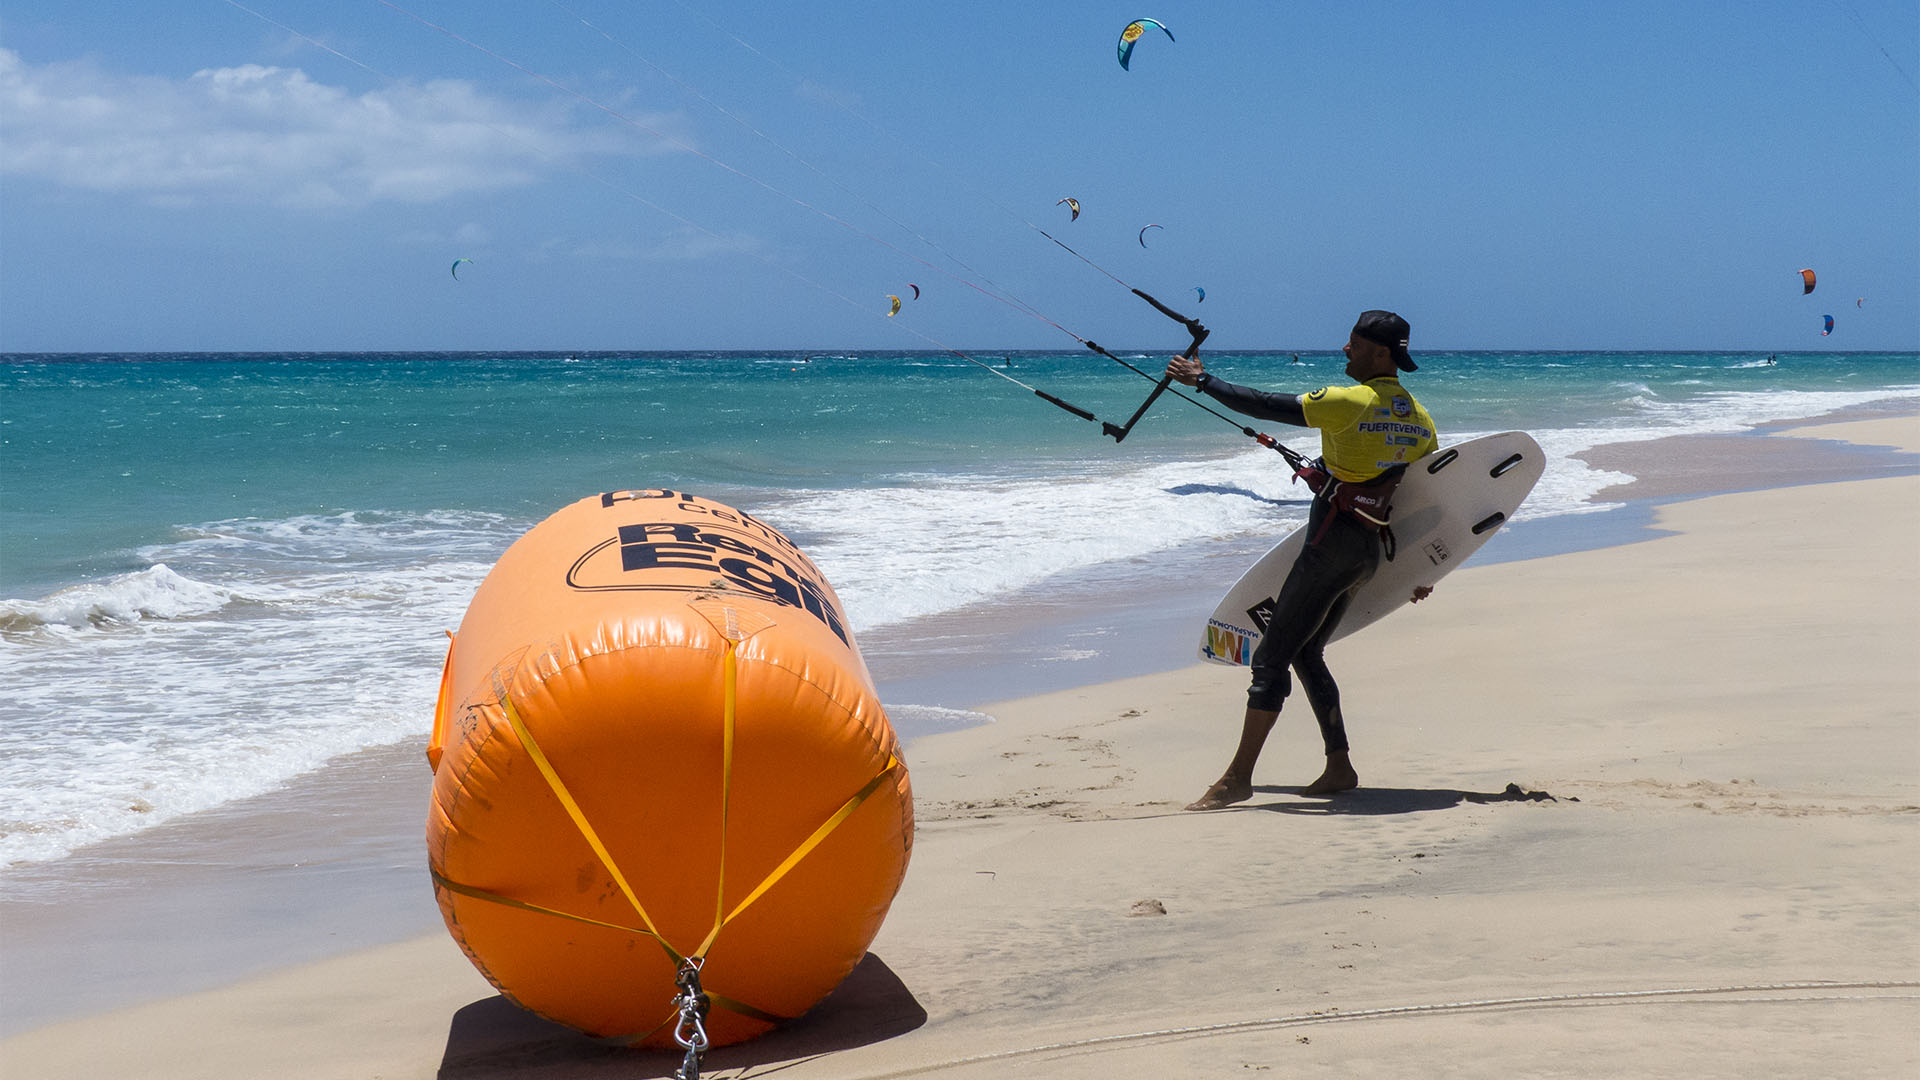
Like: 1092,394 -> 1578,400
1353,310 -> 1416,372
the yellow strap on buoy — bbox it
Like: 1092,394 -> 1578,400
693,753 -> 901,960
430,868 -> 670,943
433,861 -> 788,1028
609,748 -> 901,1043
712,639 -> 737,948
498,691 -> 684,966
440,620 -> 895,1033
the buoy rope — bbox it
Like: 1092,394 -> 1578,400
833,981 -> 1919,1078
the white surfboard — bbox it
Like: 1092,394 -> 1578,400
1200,431 -> 1546,666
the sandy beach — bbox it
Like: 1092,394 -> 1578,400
5,413 -> 1917,1078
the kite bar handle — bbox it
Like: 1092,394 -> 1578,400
1130,288 -> 1205,338
1035,389 -> 1098,422
1104,290 -> 1210,443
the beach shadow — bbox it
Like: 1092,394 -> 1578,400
1163,482 -> 1308,508
1245,782 -> 1560,816
436,953 -> 924,1078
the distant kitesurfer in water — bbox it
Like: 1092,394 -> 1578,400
1167,311 -> 1438,808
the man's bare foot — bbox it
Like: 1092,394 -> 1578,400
1184,777 -> 1253,811
1301,757 -> 1359,796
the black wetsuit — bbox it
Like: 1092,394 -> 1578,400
1195,372 -> 1433,754
1245,496 -> 1376,751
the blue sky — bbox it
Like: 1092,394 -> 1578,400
2,1 -> 1915,352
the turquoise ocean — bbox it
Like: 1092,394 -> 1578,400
2,348 -> 1917,871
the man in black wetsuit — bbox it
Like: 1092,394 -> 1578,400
1166,311 -> 1438,809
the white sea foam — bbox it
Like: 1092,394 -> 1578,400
0,564 -> 234,631
772,446 -> 1314,633
1464,384 -> 1920,518
0,511 -> 516,868
1630,385 -> 1920,435
883,703 -> 994,739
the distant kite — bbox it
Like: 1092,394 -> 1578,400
1194,286 -> 1206,303
1118,19 -> 1174,70
1857,297 -> 1865,308
1056,197 -> 1080,221
1822,314 -> 1834,336
887,294 -> 901,317
908,283 -> 921,300
451,257 -> 474,280
1800,268 -> 1816,295
1138,223 -> 1163,247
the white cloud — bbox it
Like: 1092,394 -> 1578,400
794,78 -> 862,111
528,226 -> 763,263
392,222 -> 492,249
0,48 -> 684,208
647,225 -> 764,261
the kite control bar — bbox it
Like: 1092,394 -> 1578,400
1091,288 -> 1208,442
1083,290 -> 1313,468
996,292 -> 1304,467
954,266 -> 1296,463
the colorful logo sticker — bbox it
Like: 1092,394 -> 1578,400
1205,621 -> 1257,665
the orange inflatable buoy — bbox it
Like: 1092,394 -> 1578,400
426,489 -> 913,1047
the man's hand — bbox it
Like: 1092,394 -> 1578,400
1166,355 -> 1205,386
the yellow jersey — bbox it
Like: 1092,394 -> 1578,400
1299,377 -> 1438,483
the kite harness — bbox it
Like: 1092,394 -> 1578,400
1292,460 -> 1404,561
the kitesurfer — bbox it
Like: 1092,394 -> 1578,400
1166,311 -> 1438,808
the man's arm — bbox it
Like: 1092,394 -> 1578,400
1165,356 -> 1308,427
